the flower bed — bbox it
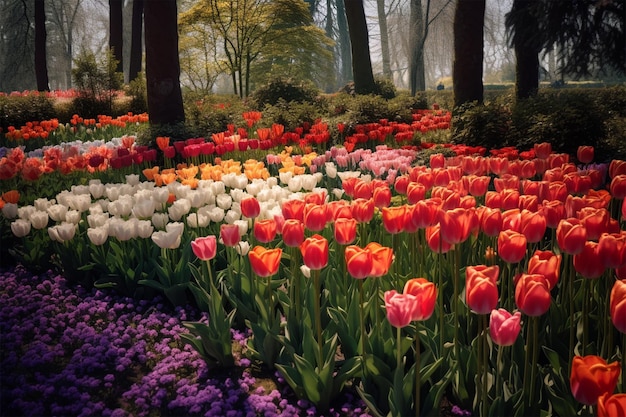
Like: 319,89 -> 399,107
1,108 -> 625,416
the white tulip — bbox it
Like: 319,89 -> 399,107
105,184 -> 121,201
29,210 -> 49,229
224,209 -> 241,224
216,193 -> 232,210
234,219 -> 248,236
151,212 -> 170,230
210,181 -> 225,196
71,184 -> 90,195
151,222 -> 184,249
17,205 -> 35,220
301,174 -> 319,191
87,212 -> 109,228
279,171 -> 293,185
11,219 -> 31,237
168,198 -> 191,221
136,219 -> 154,239
235,241 -> 250,256
132,197 -> 156,219
65,210 -> 81,225
48,222 -> 76,242
152,187 -> 170,205
186,212 -> 209,228
47,204 -> 68,222
325,162 -> 338,179
233,174 -> 248,190
89,180 -> 105,199
126,174 -> 140,186
206,206 -> 225,223
186,190 -> 206,208
108,196 -> 133,218
230,188 -> 247,203
332,188 -> 345,200
33,198 -> 52,211
266,176 -> 278,188
287,176 -> 302,192
68,194 -> 92,212
108,217 -> 135,241
300,264 -> 311,278
87,226 -> 109,246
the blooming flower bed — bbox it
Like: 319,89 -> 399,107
1,107 -> 625,417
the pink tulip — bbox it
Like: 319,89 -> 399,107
489,309 -> 522,346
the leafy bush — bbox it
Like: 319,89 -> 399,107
260,99 -> 325,132
346,94 -> 395,125
249,77 -> 320,109
125,73 -> 148,114
0,94 -> 55,132
451,99 -> 512,149
373,77 -> 397,99
71,49 -> 124,118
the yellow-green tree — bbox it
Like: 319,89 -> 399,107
179,0 -> 334,97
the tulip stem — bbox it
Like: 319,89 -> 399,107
414,323 -> 421,417
481,314 -> 488,417
359,280 -> 366,356
582,279 -> 590,356
496,345 -> 503,416
313,268 -> 323,367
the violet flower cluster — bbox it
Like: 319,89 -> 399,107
0,265 -> 370,417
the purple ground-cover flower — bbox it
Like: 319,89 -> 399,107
0,265 -> 372,416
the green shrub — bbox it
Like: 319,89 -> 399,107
373,77 -> 397,99
346,94 -> 395,125
183,93 -> 245,136
451,98 -> 513,149
125,73 -> 148,114
71,48 -> 124,118
0,94 -> 55,132
249,77 -> 320,109
260,99 -> 325,132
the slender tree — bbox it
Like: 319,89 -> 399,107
377,0 -> 391,79
35,0 -> 50,91
109,0 -> 123,73
144,0 -> 185,125
336,0 -> 352,88
128,0 -> 143,82
344,0 -> 376,94
505,0 -> 541,99
452,0 -> 485,107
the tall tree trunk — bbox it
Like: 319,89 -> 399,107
109,0 -> 123,73
409,0 -> 427,94
35,0 -> 49,92
129,0 -> 143,82
344,0 -> 376,95
452,0 -> 485,107
511,0 -> 540,99
337,0 -> 353,88
377,0 -> 391,79
144,0 -> 185,126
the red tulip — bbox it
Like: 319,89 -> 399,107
610,160 -> 626,179
430,153 -> 445,169
494,174 -> 520,192
611,175 -> 626,199
382,205 -> 407,234
597,393 -> 626,417
304,203 -> 328,232
497,230 -> 527,264
403,278 -> 437,321
240,197 -> 261,219
610,279 -> 626,334
489,308 -> 522,346
351,198 -> 375,223
534,142 -> 552,159
373,185 -> 392,208
334,217 -> 357,245
570,355 -> 621,406
541,199 -> 566,229
253,219 -> 277,243
519,209 -> 547,243
549,181 -> 569,202
220,224 -> 241,247
281,219 -> 304,247
191,235 -> 217,261
598,233 -> 626,269
518,194 -> 539,212
353,180 -> 373,200
573,241 -> 605,279
577,146 -> 594,164
248,246 -> 282,277
527,250 -> 562,290
500,188 -> 520,211
345,245 -> 374,279
465,265 -> 500,314
394,175 -> 410,195
467,175 -> 491,197
384,290 -> 418,328
366,241 -> 394,277
426,224 -> 453,254
556,218 -> 587,255
515,273 -> 551,316
406,182 -> 426,204
410,199 -> 439,229
578,207 -> 610,241
485,191 -> 502,209
282,198 -> 305,222
478,206 -> 502,237
438,207 -> 476,245
300,234 -> 329,270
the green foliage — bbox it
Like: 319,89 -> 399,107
373,77 -> 397,100
71,48 -> 124,118
260,99 -> 325,132
0,94 -> 55,132
183,93 -> 245,137
125,73 -> 148,114
387,92 -> 429,123
249,77 -> 320,109
451,98 -> 513,150
346,94 -> 395,125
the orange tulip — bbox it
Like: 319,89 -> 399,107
556,218 -> 587,255
527,250 -> 561,290
465,265 -> 499,314
570,355 -> 621,406
156,136 -> 170,151
381,205 -> 407,234
515,273 -> 551,316
249,246 -> 282,277
1,190 -> 20,204
365,241 -> 393,277
351,198 -> 375,223
334,218 -> 357,245
497,230 -> 527,264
